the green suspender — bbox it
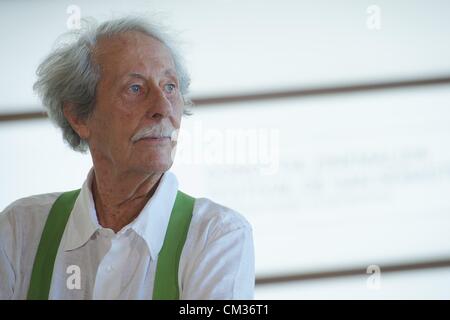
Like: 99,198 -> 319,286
152,191 -> 194,300
27,189 -> 195,300
27,189 -> 81,300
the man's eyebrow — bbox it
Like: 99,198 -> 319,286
126,72 -> 147,80
126,69 -> 178,80
164,68 -> 178,77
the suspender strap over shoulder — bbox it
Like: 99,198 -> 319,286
152,191 -> 194,300
27,189 -> 81,300
27,189 -> 195,300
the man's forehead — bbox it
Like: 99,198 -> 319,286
94,31 -> 173,65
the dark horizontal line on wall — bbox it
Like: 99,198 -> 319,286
1,74 -> 450,123
193,75 -> 450,106
0,110 -> 47,122
255,256 -> 450,286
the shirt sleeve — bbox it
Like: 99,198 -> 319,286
181,225 -> 255,300
0,213 -> 15,299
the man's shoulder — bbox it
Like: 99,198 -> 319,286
2,192 -> 62,214
0,192 -> 64,278
190,196 -> 252,241
0,192 -> 62,228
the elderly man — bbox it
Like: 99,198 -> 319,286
0,17 -> 254,300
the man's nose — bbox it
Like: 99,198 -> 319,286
146,85 -> 172,120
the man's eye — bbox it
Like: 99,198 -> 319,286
164,83 -> 176,93
129,84 -> 142,94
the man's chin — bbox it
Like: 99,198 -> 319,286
138,158 -> 173,174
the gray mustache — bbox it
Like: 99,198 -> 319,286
131,125 -> 176,142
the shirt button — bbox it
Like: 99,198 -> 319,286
106,265 -> 113,272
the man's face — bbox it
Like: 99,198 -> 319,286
85,31 -> 184,175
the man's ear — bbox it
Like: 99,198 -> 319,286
63,102 -> 91,140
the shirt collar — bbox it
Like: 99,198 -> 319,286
62,167 -> 179,261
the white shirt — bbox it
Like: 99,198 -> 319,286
0,169 -> 254,300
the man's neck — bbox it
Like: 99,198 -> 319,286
91,167 -> 163,233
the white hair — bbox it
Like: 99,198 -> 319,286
34,16 -> 192,153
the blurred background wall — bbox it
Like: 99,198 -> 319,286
1,0 -> 450,299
